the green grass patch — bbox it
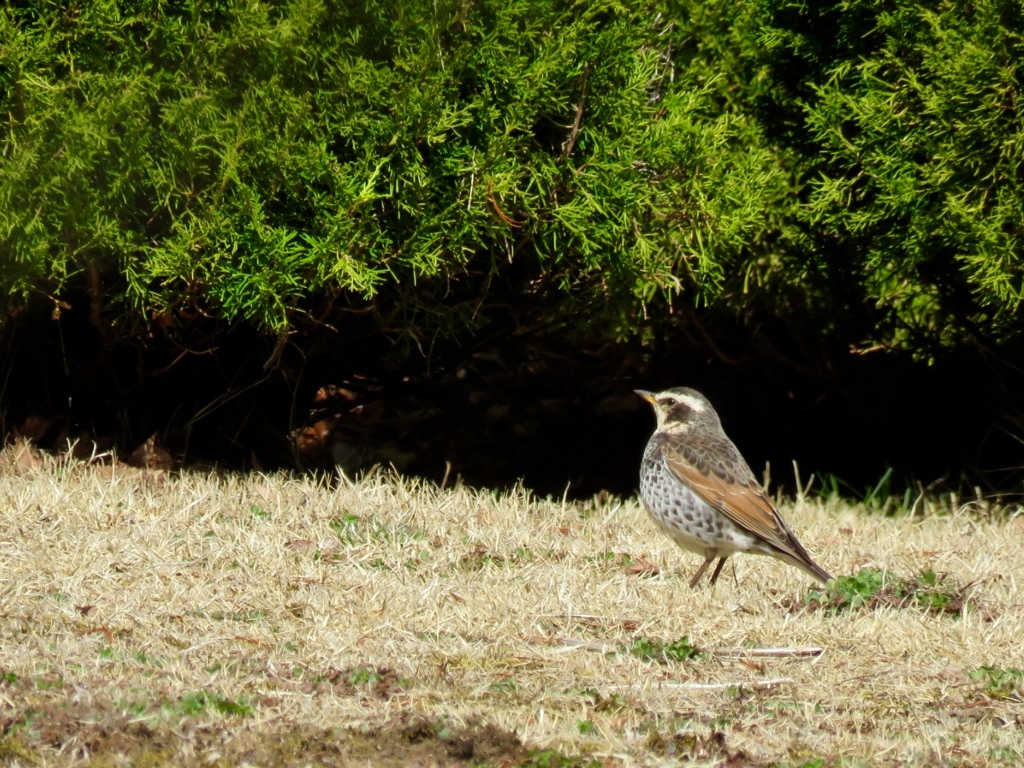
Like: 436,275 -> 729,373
330,511 -> 425,546
970,666 -> 1024,700
576,719 -> 596,735
163,691 -> 254,718
800,568 -> 970,616
817,467 -> 912,513
488,679 -> 519,694
622,636 -> 701,663
34,674 -> 65,691
191,609 -> 268,623
345,665 -> 386,688
589,551 -> 631,566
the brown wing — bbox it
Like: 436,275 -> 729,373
660,436 -> 803,559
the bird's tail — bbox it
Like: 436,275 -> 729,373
793,554 -> 832,584
764,517 -> 834,585
776,547 -> 832,585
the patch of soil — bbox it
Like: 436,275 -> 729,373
642,728 -> 756,767
340,715 -> 526,767
0,692 -> 534,767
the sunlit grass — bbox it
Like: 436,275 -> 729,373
0,449 -> 1021,766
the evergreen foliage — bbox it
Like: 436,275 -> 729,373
3,0 -> 1024,488
756,0 -> 1024,354
0,0 -> 781,346
6,0 -> 1022,358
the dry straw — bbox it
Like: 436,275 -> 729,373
0,448 -> 1021,766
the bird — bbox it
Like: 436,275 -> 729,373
635,387 -> 832,588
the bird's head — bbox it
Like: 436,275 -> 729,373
634,387 -> 720,433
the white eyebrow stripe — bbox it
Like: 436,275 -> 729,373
674,394 -> 706,412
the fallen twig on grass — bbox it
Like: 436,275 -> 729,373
522,635 -> 616,653
524,635 -> 824,660
543,612 -> 643,629
608,677 -> 795,691
713,647 -> 823,658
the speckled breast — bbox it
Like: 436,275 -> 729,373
638,437 -> 725,554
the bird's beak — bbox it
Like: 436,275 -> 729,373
634,389 -> 656,405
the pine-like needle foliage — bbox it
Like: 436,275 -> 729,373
0,0 -> 780,345
757,0 -> 1024,354
3,0 -> 1023,361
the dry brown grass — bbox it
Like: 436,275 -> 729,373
0,450 -> 1022,767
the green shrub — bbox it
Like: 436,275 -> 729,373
0,0 -> 781,345
756,0 -> 1024,355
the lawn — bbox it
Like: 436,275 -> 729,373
0,450 -> 1021,766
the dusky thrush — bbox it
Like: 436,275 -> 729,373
636,387 -> 832,587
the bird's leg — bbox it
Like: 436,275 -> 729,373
708,557 -> 728,585
688,555 -> 716,588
